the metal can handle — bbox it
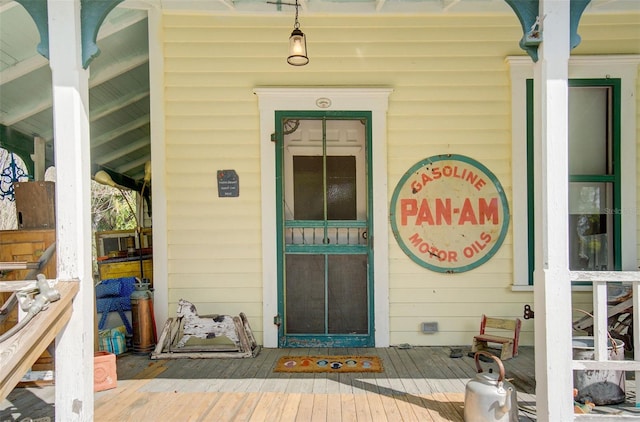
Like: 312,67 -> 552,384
474,351 -> 505,383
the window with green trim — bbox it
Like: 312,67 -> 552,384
527,79 -> 622,283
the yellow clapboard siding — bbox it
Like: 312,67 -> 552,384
390,315 -> 521,332
166,146 -> 259,160
162,25 -> 522,44
390,100 -> 509,116
166,55 -> 510,71
165,273 -> 262,288
166,102 -> 258,116
390,302 -> 533,318
163,13 -> 518,28
162,12 -> 640,346
387,148 -> 512,162
169,229 -> 263,244
165,159 -> 257,174
168,259 -> 262,275
165,130 -> 255,144
165,115 -> 258,131
389,275 -> 518,290
390,288 -> 530,304
168,288 -> 262,304
574,41 -> 640,55
167,300 -> 263,317
165,41 -> 520,58
169,245 -> 261,260
388,258 -> 515,274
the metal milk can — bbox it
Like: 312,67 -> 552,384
464,352 -> 518,422
130,278 -> 156,354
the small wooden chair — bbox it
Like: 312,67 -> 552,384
471,314 -> 522,360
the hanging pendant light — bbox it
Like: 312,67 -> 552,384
287,0 -> 308,66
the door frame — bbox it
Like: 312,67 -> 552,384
254,87 -> 392,348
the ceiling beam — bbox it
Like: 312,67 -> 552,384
129,165 -> 151,182
90,114 -> 150,148
90,88 -> 149,122
88,53 -> 149,87
115,154 -> 149,174
2,56 -> 149,139
0,55 -> 48,86
2,96 -> 52,127
93,136 -> 150,166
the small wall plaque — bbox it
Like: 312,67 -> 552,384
217,170 -> 239,197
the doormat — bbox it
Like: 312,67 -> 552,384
274,355 -> 383,373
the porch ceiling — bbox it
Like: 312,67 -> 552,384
0,0 -> 636,188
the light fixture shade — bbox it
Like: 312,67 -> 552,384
287,28 -> 309,66
94,170 -> 117,188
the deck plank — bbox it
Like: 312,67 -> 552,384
353,392 -> 374,421
339,393 -> 358,422
4,346 -> 639,421
365,389 -> 389,421
201,391 -> 248,421
228,392 -> 263,421
294,393 -> 315,421
311,393 -> 328,420
279,392 -> 302,422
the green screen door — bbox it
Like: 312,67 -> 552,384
276,112 -> 374,347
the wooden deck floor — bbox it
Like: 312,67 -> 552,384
1,345 -> 638,421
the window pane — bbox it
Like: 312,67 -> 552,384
569,183 -> 614,271
292,156 -> 357,220
293,156 -> 324,220
568,87 -> 609,175
326,156 -> 356,220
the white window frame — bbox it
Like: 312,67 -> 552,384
254,87 -> 392,347
507,55 -> 640,290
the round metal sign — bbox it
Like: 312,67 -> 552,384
390,154 -> 510,273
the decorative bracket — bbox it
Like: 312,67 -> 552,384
81,0 -> 124,68
15,0 -> 49,60
14,0 -> 123,69
504,0 -> 591,62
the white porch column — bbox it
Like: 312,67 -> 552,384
48,0 -> 94,420
533,0 -> 574,420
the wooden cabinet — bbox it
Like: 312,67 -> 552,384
0,229 -> 57,385
95,229 -> 152,285
0,229 -> 56,283
98,256 -> 153,286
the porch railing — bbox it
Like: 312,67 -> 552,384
0,279 -> 79,401
571,271 -> 640,420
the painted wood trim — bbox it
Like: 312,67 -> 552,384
147,4 -> 169,344
532,1 -> 573,419
572,360 -> 640,371
47,0 -> 94,419
254,87 -> 392,348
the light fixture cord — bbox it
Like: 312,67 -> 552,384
294,0 -> 300,29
